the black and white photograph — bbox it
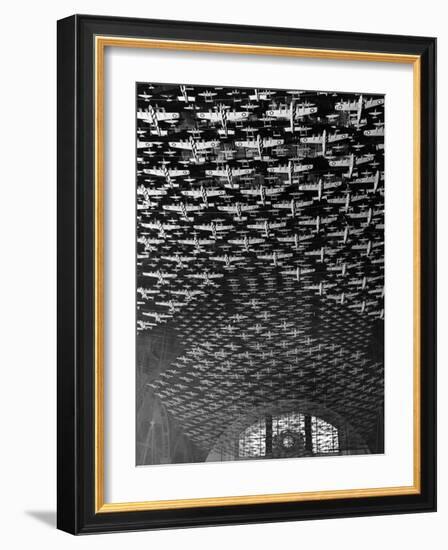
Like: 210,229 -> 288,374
135,83 -> 385,466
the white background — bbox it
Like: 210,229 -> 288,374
0,1 -> 444,548
105,48 -> 414,502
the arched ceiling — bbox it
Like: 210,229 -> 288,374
135,82 -> 384,460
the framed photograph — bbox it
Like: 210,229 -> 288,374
57,14 -> 436,534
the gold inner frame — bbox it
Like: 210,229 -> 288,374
94,36 -> 421,513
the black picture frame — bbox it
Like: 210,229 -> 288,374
57,14 -> 436,534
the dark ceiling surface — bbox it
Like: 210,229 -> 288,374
135,82 -> 385,461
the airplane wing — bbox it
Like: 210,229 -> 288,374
265,187 -> 285,195
233,168 -> 253,176
234,140 -> 256,148
207,190 -> 226,197
193,224 -> 211,230
364,127 -> 384,137
267,166 -> 287,174
355,154 -> 375,165
137,140 -> 156,148
328,158 -> 351,167
195,140 -> 220,150
293,163 -> 313,172
145,189 -> 167,196
157,112 -> 180,121
205,169 -> 224,176
263,138 -> 284,147
250,237 -> 265,244
271,222 -> 287,228
144,168 -> 164,176
298,183 -> 319,191
168,169 -> 189,176
265,109 -> 289,118
365,98 -> 384,109
226,112 -> 249,121
277,236 -> 296,242
168,141 -> 192,150
139,222 -> 162,229
323,181 -> 342,189
137,111 -> 152,121
196,112 -> 220,121
300,136 -> 322,144
352,175 -> 374,183
334,100 -> 358,111
296,106 -> 318,116
328,133 -> 349,142
215,255 -> 240,263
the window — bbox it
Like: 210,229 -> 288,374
238,411 -> 339,459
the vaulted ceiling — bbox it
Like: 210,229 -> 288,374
135,82 -> 384,463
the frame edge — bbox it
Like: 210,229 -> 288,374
57,14 -> 80,535
57,14 -> 437,534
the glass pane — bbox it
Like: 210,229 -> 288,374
238,411 -> 339,458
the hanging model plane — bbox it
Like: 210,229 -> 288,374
300,129 -> 350,156
181,185 -> 226,206
228,235 -> 265,251
162,202 -> 203,220
247,219 -> 286,237
187,271 -> 224,286
281,266 -> 315,282
211,254 -> 244,269
141,270 -> 177,285
335,94 -> 384,124
273,198 -> 313,217
168,137 -> 220,163
193,221 -> 234,239
234,135 -> 284,158
137,105 -> 180,135
177,85 -> 196,103
267,161 -> 314,184
298,178 -> 341,200
217,202 -> 259,221
240,184 -> 285,206
265,100 -> 318,132
144,166 -> 189,188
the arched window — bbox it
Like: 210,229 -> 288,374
205,401 -> 370,463
238,411 -> 339,459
